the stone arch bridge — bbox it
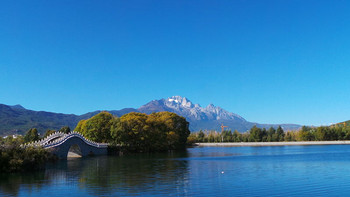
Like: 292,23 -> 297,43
23,131 -> 108,159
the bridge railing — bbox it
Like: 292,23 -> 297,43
39,132 -> 65,145
23,131 -> 108,149
22,131 -> 65,148
43,131 -> 109,148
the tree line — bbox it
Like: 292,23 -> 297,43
187,125 -> 350,143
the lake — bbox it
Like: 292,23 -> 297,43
2,145 -> 350,196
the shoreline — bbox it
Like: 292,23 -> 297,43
194,141 -> 350,147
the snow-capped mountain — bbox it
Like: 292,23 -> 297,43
150,96 -> 245,121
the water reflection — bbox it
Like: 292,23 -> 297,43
0,172 -> 47,196
81,152 -> 189,196
0,151 -> 189,196
5,146 -> 350,196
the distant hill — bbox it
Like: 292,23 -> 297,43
331,120 -> 350,128
0,104 -> 80,136
0,96 -> 302,136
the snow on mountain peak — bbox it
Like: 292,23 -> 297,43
166,96 -> 193,108
168,98 -> 179,103
162,96 -> 245,121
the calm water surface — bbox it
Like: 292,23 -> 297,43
2,145 -> 350,196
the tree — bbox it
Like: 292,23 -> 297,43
315,127 -> 326,141
198,130 -> 205,142
75,111 -> 118,143
59,126 -> 71,134
24,128 -> 39,143
111,112 -> 149,150
43,130 -> 56,138
147,112 -> 190,150
284,131 -> 296,141
276,126 -> 285,142
261,128 -> 268,142
232,130 -> 242,142
334,127 -> 345,140
267,127 -> 276,142
249,126 -> 263,142
75,120 -> 87,132
297,126 -> 313,141
221,130 -> 233,142
187,133 -> 197,144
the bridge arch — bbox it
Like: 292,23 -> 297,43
67,144 -> 83,158
50,134 -> 108,159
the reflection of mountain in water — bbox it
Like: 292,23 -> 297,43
0,152 -> 189,196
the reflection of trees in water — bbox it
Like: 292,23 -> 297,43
80,151 -> 190,196
0,151 -> 189,196
0,160 -> 76,196
0,171 -> 47,196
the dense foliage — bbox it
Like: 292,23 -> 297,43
59,126 -> 71,134
113,112 -> 190,152
188,125 -> 350,143
24,128 -> 39,143
43,129 -> 56,138
0,136 -> 55,173
75,111 -> 117,143
75,111 -> 190,152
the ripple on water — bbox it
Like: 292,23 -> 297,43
2,145 -> 350,196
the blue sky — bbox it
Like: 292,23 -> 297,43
1,0 -> 350,126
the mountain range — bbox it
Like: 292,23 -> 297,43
0,96 -> 302,136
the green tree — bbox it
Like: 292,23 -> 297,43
276,126 -> 285,142
334,127 -> 345,140
149,112 -> 189,149
111,112 -> 148,150
75,111 -> 117,143
249,126 -> 263,142
284,131 -> 296,141
75,119 -> 87,132
43,130 -> 56,138
187,133 -> 197,144
315,127 -> 326,141
267,127 -> 276,142
198,130 -> 205,142
297,126 -> 314,141
24,128 -> 39,143
221,130 -> 232,142
232,130 -> 242,142
59,126 -> 71,134
261,128 -> 268,142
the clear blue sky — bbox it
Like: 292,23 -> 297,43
1,0 -> 350,126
